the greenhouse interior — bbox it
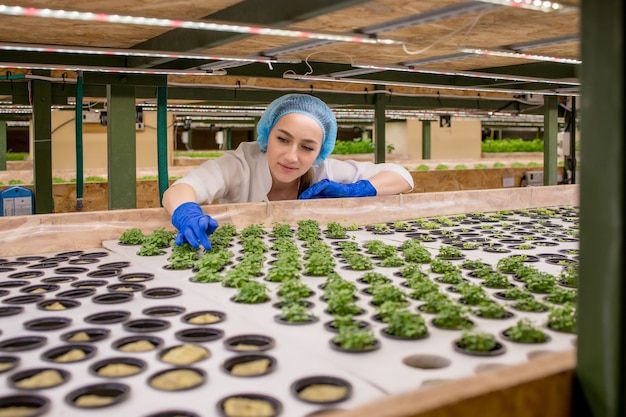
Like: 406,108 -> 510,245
0,1 -> 623,417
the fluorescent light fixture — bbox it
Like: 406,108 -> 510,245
0,62 -> 226,76
283,73 -> 579,96
472,0 -> 569,12
459,47 -> 581,64
352,63 -> 580,85
0,42 -> 297,65
359,2 -> 499,34
0,5 -> 401,45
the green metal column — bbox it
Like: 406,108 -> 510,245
575,0 -> 625,416
31,70 -> 54,214
422,120 -> 432,160
0,120 -> 6,171
569,97 -> 578,184
226,128 -> 232,150
156,86 -> 169,206
374,86 -> 386,164
74,72 -> 84,211
106,84 -> 137,210
542,95 -> 559,185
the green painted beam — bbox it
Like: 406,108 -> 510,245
542,95 -> 559,185
576,0 -> 625,416
0,120 -> 6,171
422,120 -> 431,160
156,86 -> 169,205
31,70 -> 54,214
374,86 -> 386,164
83,73 -> 167,87
106,84 -> 137,210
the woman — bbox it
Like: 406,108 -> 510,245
163,93 -> 414,250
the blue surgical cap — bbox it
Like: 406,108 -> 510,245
256,94 -> 337,166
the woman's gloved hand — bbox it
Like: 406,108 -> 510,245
171,202 -> 218,250
298,179 -> 377,199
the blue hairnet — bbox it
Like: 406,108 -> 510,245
256,94 -> 337,166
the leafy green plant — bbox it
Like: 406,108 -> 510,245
379,256 -> 405,267
492,162 -> 506,168
384,310 -> 428,338
278,304 -> 316,323
481,138 -> 544,153
500,286 -> 534,300
512,298 -> 548,312
332,138 -> 375,155
277,280 -> 312,301
474,163 -> 488,169
455,330 -> 497,352
345,252 -> 374,271
119,228 -> 145,245
430,259 -> 458,274
475,302 -> 510,319
437,245 -> 463,259
136,240 -> 164,256
559,264 -> 579,287
415,164 -> 430,171
435,164 -> 449,170
370,284 -> 407,307
359,271 -> 390,286
454,164 -> 468,170
432,304 -> 473,330
456,282 -> 490,306
504,318 -> 548,343
144,228 -> 175,249
166,243 -> 199,269
266,266 -> 300,283
482,271 -> 511,289
545,287 -> 577,304
232,281 -> 269,304
325,222 -> 348,239
547,302 -> 577,333
332,328 -> 378,350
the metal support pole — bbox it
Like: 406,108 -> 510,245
576,1 -> 626,416
74,72 -> 84,211
106,84 -> 137,210
422,120 -> 432,160
0,120 -> 6,171
543,95 -> 559,185
31,70 -> 54,214
569,96 -> 577,184
157,86 -> 169,206
374,86 -> 386,164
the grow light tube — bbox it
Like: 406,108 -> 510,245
352,63 -> 580,85
459,47 -> 581,64
472,0 -> 570,12
0,5 -> 401,45
0,62 -> 226,76
283,73 -> 577,96
0,42 -> 299,65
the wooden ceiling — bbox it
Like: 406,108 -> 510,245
0,0 -> 581,117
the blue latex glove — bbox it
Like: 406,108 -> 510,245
298,179 -> 377,199
171,202 -> 218,250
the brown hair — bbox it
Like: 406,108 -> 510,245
298,169 -> 314,197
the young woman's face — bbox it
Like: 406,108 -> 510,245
266,112 -> 323,185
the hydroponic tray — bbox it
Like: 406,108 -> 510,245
0,207 -> 579,417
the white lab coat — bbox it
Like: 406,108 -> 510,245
173,142 -> 414,204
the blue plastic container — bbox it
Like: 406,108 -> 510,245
1,186 -> 35,216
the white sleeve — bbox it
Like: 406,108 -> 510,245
172,150 -> 250,204
318,159 -> 414,190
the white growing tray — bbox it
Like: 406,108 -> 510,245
0,209 -> 579,417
